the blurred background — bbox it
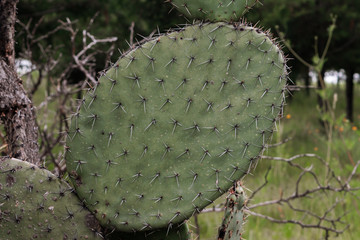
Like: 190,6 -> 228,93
4,0 -> 360,239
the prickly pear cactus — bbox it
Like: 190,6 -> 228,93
0,158 -> 99,239
168,0 -> 258,22
218,183 -> 247,240
108,222 -> 191,240
66,20 -> 287,232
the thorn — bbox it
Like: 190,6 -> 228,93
108,132 -> 114,147
167,172 -> 180,187
162,143 -> 172,160
201,80 -> 209,91
208,36 -> 216,49
218,147 -> 233,157
160,98 -> 172,110
242,142 -> 250,158
256,74 -> 264,86
116,149 -> 129,158
203,99 -> 214,111
140,145 -> 148,159
132,172 -> 143,182
220,101 -> 233,111
152,196 -> 163,203
227,123 -> 240,139
227,59 -> 232,71
170,118 -> 182,134
192,192 -> 202,202
187,56 -> 196,68
126,73 -> 141,88
177,148 -> 190,159
105,159 -> 118,172
185,122 -> 200,133
129,124 -> 134,141
115,178 -> 123,187
261,88 -> 270,98
219,79 -> 228,92
155,78 -> 165,91
144,119 -> 157,131
164,57 -> 177,67
112,102 -> 127,113
185,98 -> 193,113
189,170 -> 198,189
137,95 -> 147,113
149,172 -> 160,184
175,78 -> 189,90
200,147 -> 211,162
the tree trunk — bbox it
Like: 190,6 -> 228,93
346,68 -> 354,122
0,0 -> 40,165
0,0 -> 17,68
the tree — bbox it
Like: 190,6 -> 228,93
248,0 -> 360,121
0,0 -> 39,165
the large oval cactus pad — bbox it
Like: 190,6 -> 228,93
0,158 -> 99,239
168,0 -> 257,22
66,22 -> 287,231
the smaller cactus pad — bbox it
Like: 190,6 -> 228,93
218,183 -> 247,240
66,22 -> 287,232
168,0 -> 258,22
107,223 -> 191,240
0,158 -> 99,239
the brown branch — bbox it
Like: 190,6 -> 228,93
245,209 -> 350,234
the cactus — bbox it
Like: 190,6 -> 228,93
0,0 -> 288,239
66,19 -> 286,233
0,158 -> 99,239
167,0 -> 258,22
218,182 -> 247,240
107,222 -> 191,240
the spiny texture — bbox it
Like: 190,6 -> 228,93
0,158 -> 99,239
168,0 -> 258,22
218,183 -> 247,240
66,22 -> 287,232
108,223 -> 191,240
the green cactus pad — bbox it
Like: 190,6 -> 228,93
218,183 -> 247,240
0,158 -> 100,239
107,223 -> 191,240
66,22 -> 287,232
168,0 -> 257,22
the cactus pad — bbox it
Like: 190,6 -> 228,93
0,158 -> 99,239
66,22 -> 287,232
218,183 -> 247,240
107,223 -> 191,240
168,0 -> 258,22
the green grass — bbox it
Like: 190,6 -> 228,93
189,84 -> 360,239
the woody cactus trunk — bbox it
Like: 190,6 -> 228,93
0,0 -> 288,239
